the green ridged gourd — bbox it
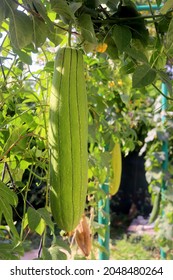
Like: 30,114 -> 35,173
48,47 -> 88,232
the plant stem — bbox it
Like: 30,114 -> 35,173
92,13 -> 169,25
68,23 -> 72,47
152,83 -> 173,101
147,0 -> 161,44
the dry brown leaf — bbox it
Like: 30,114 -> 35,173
75,214 -> 92,257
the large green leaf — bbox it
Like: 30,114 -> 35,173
32,16 -> 48,48
78,13 -> 97,44
50,0 -> 75,23
9,10 -> 33,49
112,25 -> 132,52
165,17 -> 173,56
132,64 -> 157,88
29,0 -> 54,30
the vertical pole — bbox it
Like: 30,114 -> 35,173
98,181 -> 110,260
160,83 -> 168,260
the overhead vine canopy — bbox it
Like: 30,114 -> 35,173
0,0 -> 173,91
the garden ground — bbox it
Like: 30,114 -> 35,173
21,215 -> 160,260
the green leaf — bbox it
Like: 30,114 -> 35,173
32,16 -> 48,48
37,207 -> 54,232
44,61 -> 54,73
0,0 -> 18,23
0,182 -> 18,207
9,10 -> 33,49
105,36 -> 118,59
14,49 -> 32,65
27,207 -> 45,235
27,207 -> 54,236
120,93 -> 130,104
25,0 -> 54,30
69,2 -> 82,14
85,0 -> 101,8
0,240 -> 24,259
1,126 -> 28,158
106,0 -> 120,10
156,0 -> 162,6
48,244 -> 68,260
50,0 -> 75,23
47,26 -> 64,46
132,64 -> 157,88
150,49 -> 166,69
0,1 -> 6,25
41,247 -> 52,260
52,238 -> 71,254
78,13 -> 97,44
0,193 -> 19,238
125,47 -> 148,63
112,25 -> 132,52
165,17 -> 173,56
120,61 -> 135,74
22,212 -> 28,230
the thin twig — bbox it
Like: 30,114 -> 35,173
1,163 -> 6,181
0,58 -> 7,82
92,13 -> 169,24
152,83 -> 173,101
38,234 -> 44,259
147,0 -> 161,43
0,132 -> 34,161
5,162 -> 16,189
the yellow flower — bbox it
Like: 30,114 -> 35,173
108,81 -> 115,87
96,43 -> 108,53
117,79 -> 123,86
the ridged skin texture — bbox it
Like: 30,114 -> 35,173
48,48 -> 88,232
